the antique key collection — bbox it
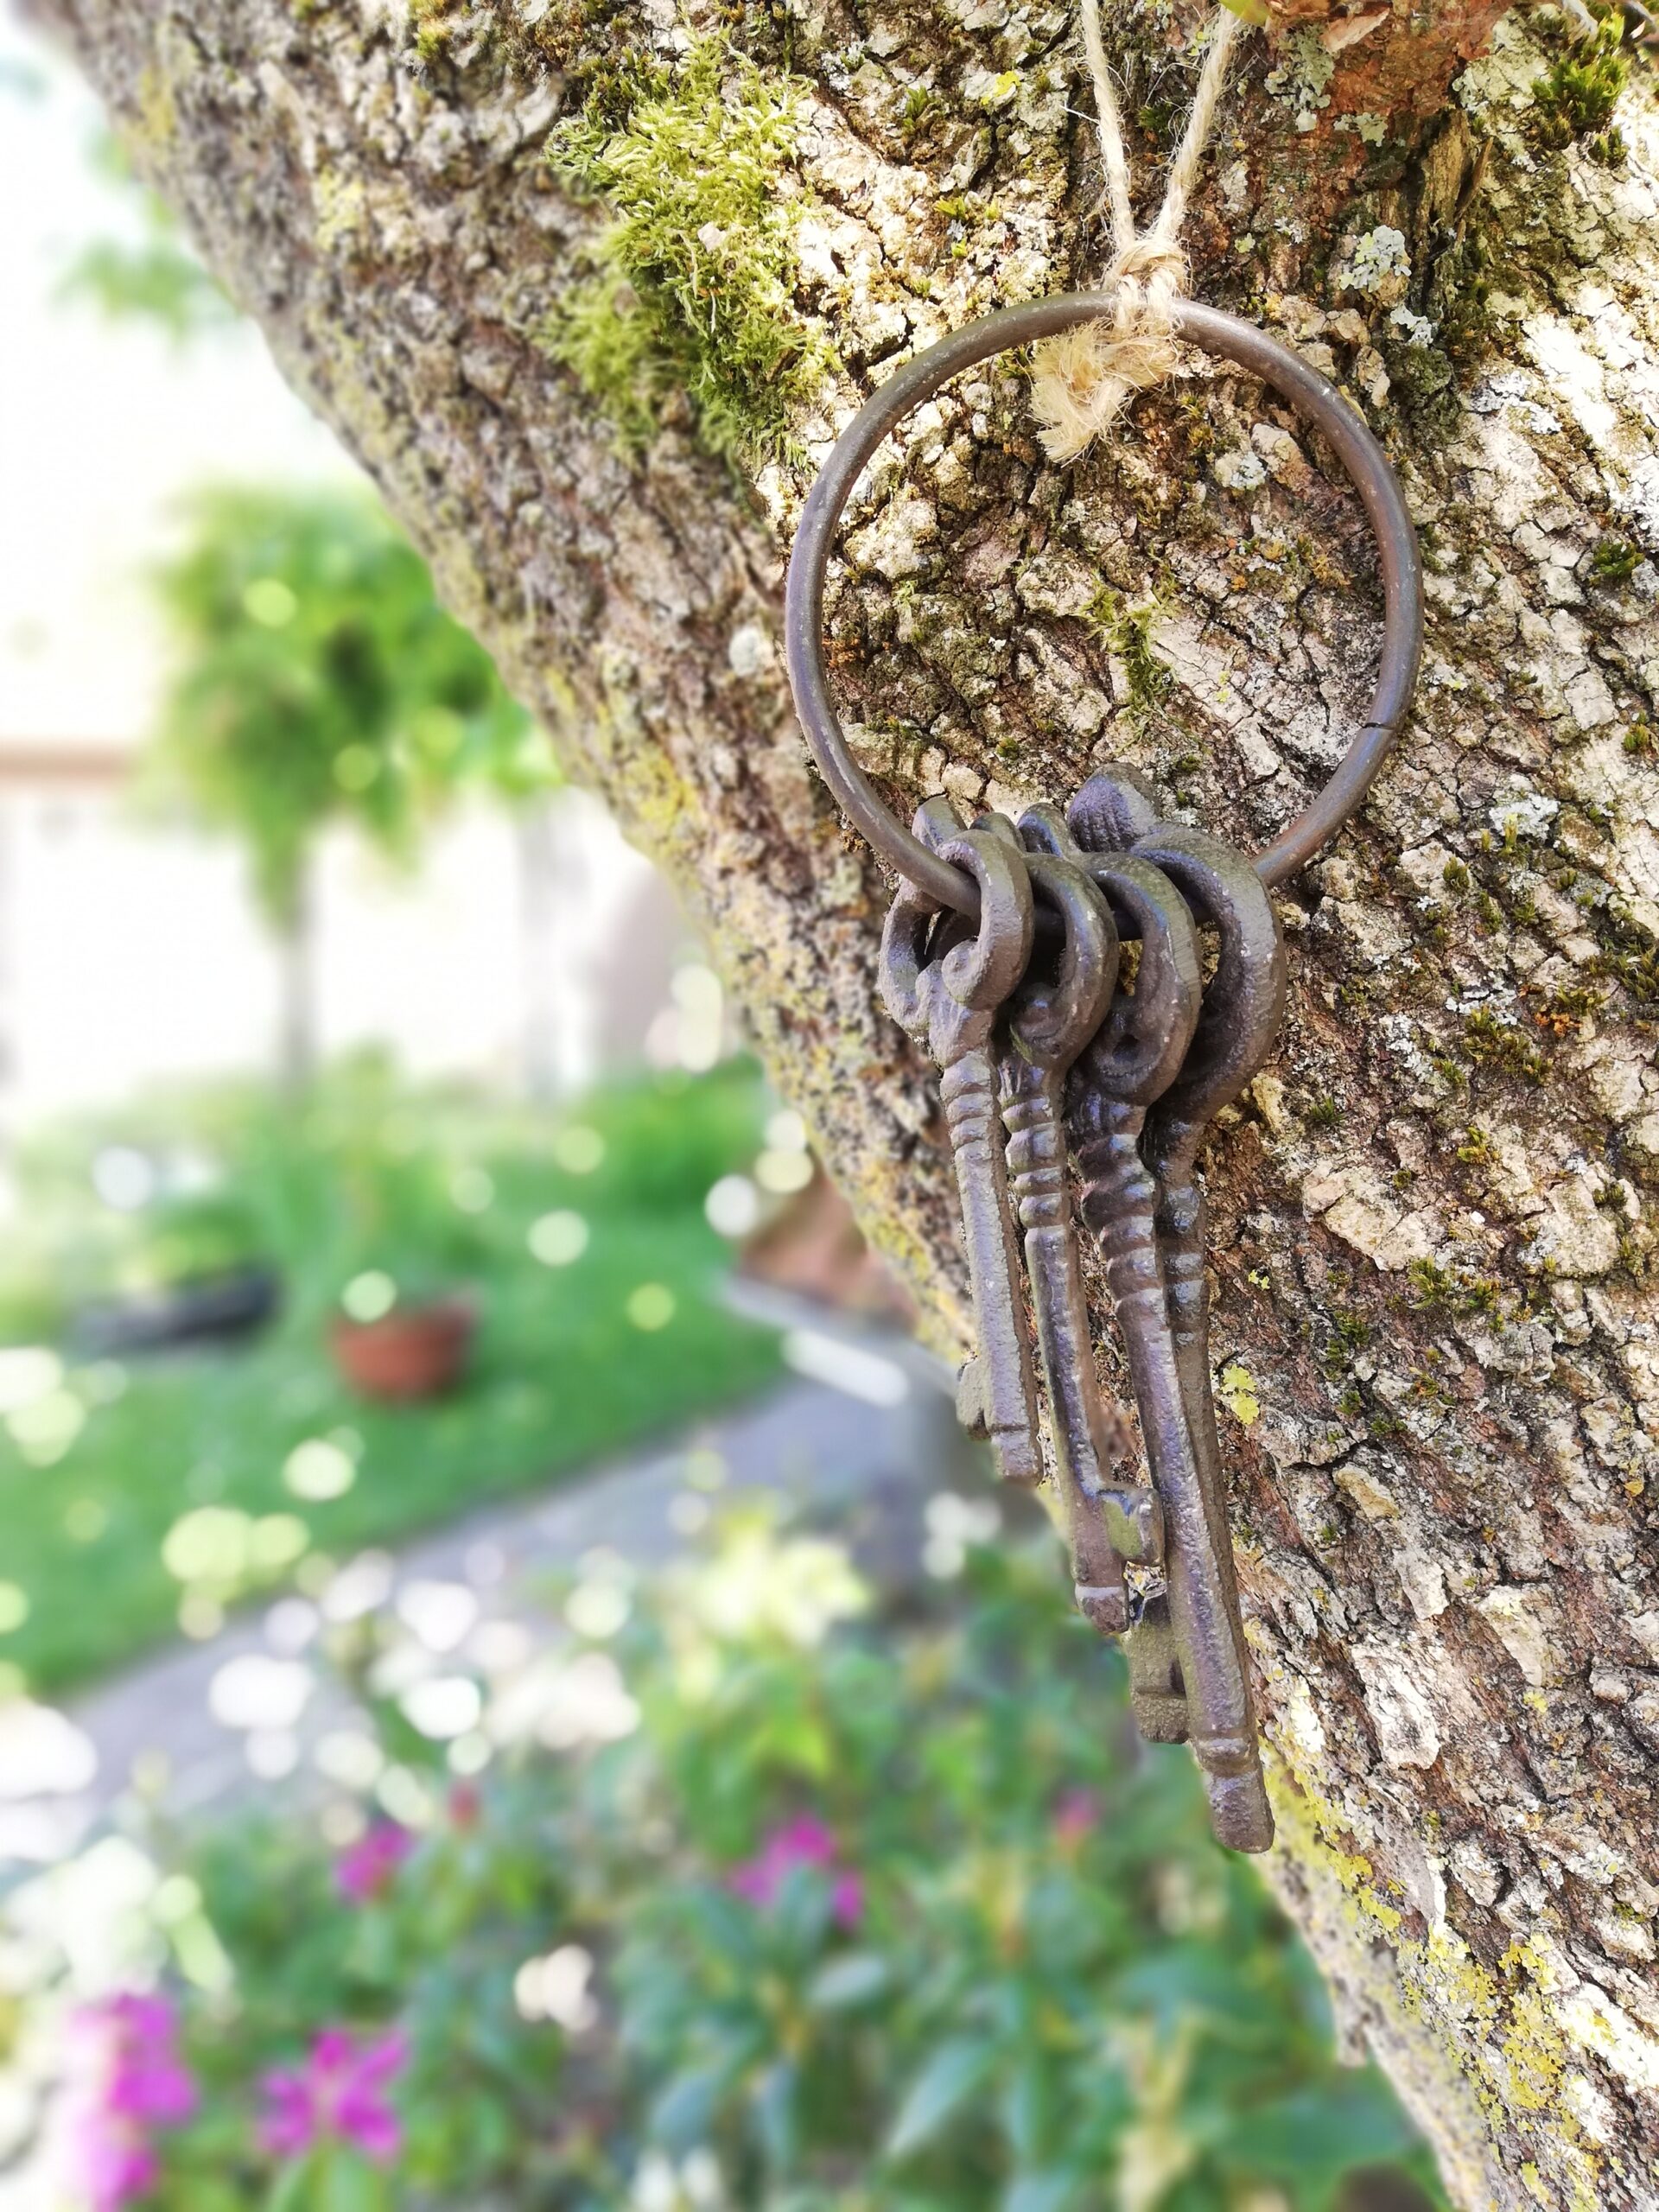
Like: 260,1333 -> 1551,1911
784,295 -> 1426,1853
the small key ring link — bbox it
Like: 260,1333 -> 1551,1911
785,294 -> 1426,919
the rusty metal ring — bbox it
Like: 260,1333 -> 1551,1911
784,294 -> 1425,919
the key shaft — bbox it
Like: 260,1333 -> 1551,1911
943,1043 -> 1043,1484
880,804 -> 1042,1486
988,826 -> 1161,1633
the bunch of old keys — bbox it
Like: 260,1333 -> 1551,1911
879,766 -> 1287,1854
783,291 -> 1423,1857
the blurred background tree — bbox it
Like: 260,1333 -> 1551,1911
54,130 -> 235,342
147,489 -> 554,1078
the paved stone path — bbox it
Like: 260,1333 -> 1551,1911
0,1310 -> 977,1879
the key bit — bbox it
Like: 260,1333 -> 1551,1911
1119,1591 -> 1187,1742
976,813 -> 1158,1635
1027,800 -> 1271,1853
880,801 -> 1042,1486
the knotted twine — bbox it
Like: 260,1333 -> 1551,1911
1029,0 -> 1245,461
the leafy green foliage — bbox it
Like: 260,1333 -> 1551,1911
0,1059 -> 779,1691
58,234 -> 234,341
16,1524 -> 1444,2209
54,131 -> 235,343
149,490 -> 545,926
544,41 -> 830,461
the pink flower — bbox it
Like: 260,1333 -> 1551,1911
67,1992 -> 197,2211
260,2027 -> 407,2166
80,2133 -> 159,2212
731,1816 -> 862,1929
334,1821 -> 414,1904
1054,1789 -> 1101,1848
830,1870 -> 864,1927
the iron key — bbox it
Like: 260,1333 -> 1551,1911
1068,773 -> 1283,1851
1025,802 -> 1272,1851
978,815 -> 1163,1633
879,801 -> 1041,1485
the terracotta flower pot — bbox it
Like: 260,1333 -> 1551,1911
329,1297 -> 475,1403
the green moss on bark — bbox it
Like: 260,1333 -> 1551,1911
541,40 -> 830,462
1529,15 -> 1629,160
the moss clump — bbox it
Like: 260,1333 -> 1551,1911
1406,1256 -> 1500,1317
1589,899 -> 1659,1008
410,0 -> 447,66
1085,589 -> 1171,719
899,86 -> 940,137
1319,1306 -> 1370,1377
1461,1008 -> 1548,1084
545,274 -> 683,453
1537,982 -> 1605,1034
1434,235 -> 1498,369
1485,1017 -> 1553,1079
1530,17 -> 1628,155
543,40 -> 829,462
1380,326 -> 1460,439
1590,533 -> 1641,585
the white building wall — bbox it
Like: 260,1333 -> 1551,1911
0,784 -> 677,1131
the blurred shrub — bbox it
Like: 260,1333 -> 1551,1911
10,1518 -> 1446,2211
148,488 -> 550,930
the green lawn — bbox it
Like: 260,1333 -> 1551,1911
0,1058 -> 783,1694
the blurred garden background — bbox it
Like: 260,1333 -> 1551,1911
1,14 -> 1445,2210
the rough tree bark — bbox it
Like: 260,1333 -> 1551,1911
24,0 -> 1659,2199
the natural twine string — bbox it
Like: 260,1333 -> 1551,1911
1029,0 -> 1245,462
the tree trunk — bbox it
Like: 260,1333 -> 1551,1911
516,795 -> 569,1100
275,859 -> 316,1090
23,0 -> 1659,2198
